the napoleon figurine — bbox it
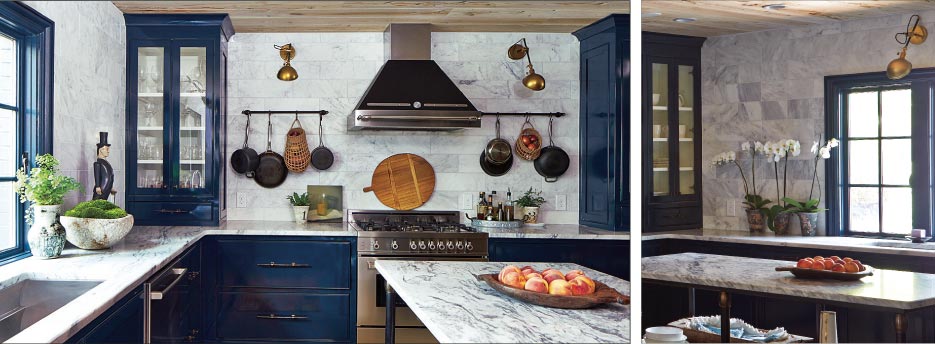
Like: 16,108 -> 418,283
93,132 -> 116,201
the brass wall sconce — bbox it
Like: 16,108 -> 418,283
887,15 -> 927,80
508,38 -> 545,91
275,43 -> 298,81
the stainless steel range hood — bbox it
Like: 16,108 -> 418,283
349,24 -> 482,131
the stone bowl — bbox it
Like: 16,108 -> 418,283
59,215 -> 134,250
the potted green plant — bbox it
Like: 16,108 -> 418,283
712,141 -> 773,232
13,154 -> 81,258
59,200 -> 133,250
782,138 -> 839,236
287,192 -> 310,223
514,188 -> 546,225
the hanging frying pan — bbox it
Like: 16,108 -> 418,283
534,116 -> 570,182
311,114 -> 334,170
254,114 -> 288,188
484,116 -> 512,165
363,154 -> 435,210
230,114 -> 259,177
480,151 -> 513,177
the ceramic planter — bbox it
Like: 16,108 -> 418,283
771,212 -> 792,235
60,215 -> 134,250
797,212 -> 819,236
27,204 -> 66,259
745,209 -> 766,232
292,206 -> 310,223
522,206 -> 539,224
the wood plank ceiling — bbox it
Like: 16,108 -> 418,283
643,0 -> 935,37
111,1 -> 630,33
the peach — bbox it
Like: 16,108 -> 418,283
525,272 -> 543,280
856,262 -> 866,272
524,277 -> 549,294
822,259 -> 835,270
500,271 -> 526,289
548,279 -> 573,296
844,261 -> 860,273
543,271 -> 565,284
572,275 -> 596,294
564,270 -> 585,281
796,259 -> 812,268
829,255 -> 841,261
498,265 -> 522,282
831,263 -> 846,272
568,278 -> 592,295
842,257 -> 853,263
541,268 -> 562,277
813,256 -> 825,261
810,261 -> 825,270
521,267 -> 538,276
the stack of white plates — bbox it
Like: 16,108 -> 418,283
644,326 -> 688,343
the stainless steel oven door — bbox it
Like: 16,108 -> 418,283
357,256 -> 487,328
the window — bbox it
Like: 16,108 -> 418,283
827,71 -> 935,237
0,3 -> 53,264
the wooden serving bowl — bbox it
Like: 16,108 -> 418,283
775,265 -> 874,281
475,273 -> 629,309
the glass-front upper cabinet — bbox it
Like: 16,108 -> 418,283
134,46 -> 167,191
178,47 -> 207,190
645,58 -> 701,201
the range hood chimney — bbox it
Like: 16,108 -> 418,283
349,24 -> 482,131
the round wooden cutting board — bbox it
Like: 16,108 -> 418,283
363,153 -> 435,210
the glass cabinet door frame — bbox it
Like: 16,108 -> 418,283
169,39 -> 216,198
127,39 -> 171,196
643,55 -> 702,203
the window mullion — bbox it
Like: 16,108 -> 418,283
877,90 -> 884,235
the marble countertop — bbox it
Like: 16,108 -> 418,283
374,260 -> 630,343
644,229 -> 935,257
642,252 -> 935,310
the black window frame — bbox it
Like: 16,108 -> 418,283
825,70 -> 935,238
0,2 -> 53,265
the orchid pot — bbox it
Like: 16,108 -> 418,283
796,212 -> 819,236
745,208 -> 766,232
292,206 -> 309,224
771,212 -> 792,235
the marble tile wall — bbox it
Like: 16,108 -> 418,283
226,32 -> 580,223
701,12 -> 935,231
23,1 -> 127,209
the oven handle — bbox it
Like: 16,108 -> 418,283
256,314 -> 308,320
362,256 -> 488,270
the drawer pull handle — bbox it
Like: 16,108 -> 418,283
256,262 -> 310,268
256,314 -> 308,320
662,211 -> 683,219
154,209 -> 191,214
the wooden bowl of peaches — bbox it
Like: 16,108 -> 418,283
476,265 -> 630,309
775,255 -> 873,281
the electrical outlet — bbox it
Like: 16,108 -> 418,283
729,200 -> 737,216
555,194 -> 567,211
460,193 -> 474,210
236,192 -> 249,208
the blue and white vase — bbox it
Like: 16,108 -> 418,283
27,204 -> 66,259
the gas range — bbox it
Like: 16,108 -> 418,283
349,210 -> 488,257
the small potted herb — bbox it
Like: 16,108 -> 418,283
287,192 -> 310,223
60,200 -> 133,250
514,188 -> 546,225
14,154 -> 81,258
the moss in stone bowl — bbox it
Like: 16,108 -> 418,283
60,200 -> 133,250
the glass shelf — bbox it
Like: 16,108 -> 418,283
138,160 -> 163,164
181,92 -> 206,97
138,93 -> 163,97
653,167 -> 694,172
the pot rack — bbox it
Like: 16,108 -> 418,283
481,112 -> 564,118
241,110 -> 329,116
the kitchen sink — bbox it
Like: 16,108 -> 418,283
0,278 -> 101,342
869,240 -> 935,250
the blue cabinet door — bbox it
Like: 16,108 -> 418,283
488,238 -> 630,279
573,14 -> 630,231
150,243 -> 202,342
68,287 -> 144,343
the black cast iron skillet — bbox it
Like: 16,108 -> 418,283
534,117 -> 569,182
230,114 -> 259,177
480,150 -> 513,177
311,114 -> 334,170
254,114 -> 288,188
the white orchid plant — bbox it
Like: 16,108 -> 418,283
711,141 -> 771,211
782,137 -> 840,213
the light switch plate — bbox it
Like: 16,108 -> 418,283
236,192 -> 249,208
555,194 -> 567,211
460,193 -> 475,210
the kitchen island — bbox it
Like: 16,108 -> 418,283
374,260 -> 630,343
642,252 -> 935,342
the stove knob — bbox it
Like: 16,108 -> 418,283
428,241 -> 436,250
456,240 -> 464,250
437,240 -> 445,250
372,240 -> 380,250
409,240 -> 417,250
391,240 -> 399,250
447,241 -> 454,250
419,240 -> 426,250
465,241 -> 474,251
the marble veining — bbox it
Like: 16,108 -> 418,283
374,261 -> 629,343
642,252 -> 935,310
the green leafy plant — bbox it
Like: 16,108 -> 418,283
781,197 -> 823,213
287,192 -> 310,206
514,188 -> 546,208
64,200 -> 128,219
742,194 -> 772,211
14,154 -> 81,205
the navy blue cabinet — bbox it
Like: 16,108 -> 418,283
489,238 -> 630,280
642,33 -> 706,231
68,287 -> 144,343
203,236 -> 357,343
150,243 -> 203,342
573,14 -> 630,231
125,15 -> 234,226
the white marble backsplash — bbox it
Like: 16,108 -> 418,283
227,32 -> 581,223
23,1 -> 127,209
700,11 -> 935,231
